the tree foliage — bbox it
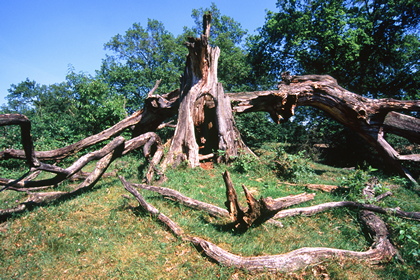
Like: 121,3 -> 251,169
1,71 -> 125,150
250,0 -> 420,99
100,19 -> 187,111
2,2 -> 419,162
246,0 -> 420,166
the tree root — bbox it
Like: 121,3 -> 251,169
272,200 -> 420,221
0,132 -> 164,220
120,176 -> 400,272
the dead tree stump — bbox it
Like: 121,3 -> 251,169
162,14 -> 248,169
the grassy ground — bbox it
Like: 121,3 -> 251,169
1,151 -> 419,279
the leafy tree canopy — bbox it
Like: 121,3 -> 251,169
249,0 -> 420,99
100,19 -> 187,111
2,70 -> 125,150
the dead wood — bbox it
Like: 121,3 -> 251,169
228,75 -> 420,184
0,114 -> 39,166
272,200 -> 420,221
120,176 -> 185,237
162,14 -> 248,169
121,176 -> 398,272
0,149 -> 118,220
223,171 -> 315,230
132,183 -> 229,218
129,178 -> 313,229
0,82 -> 167,163
306,184 -> 340,192
0,132 -> 164,220
0,136 -> 125,188
0,110 -> 143,161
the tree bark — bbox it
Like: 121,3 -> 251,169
121,176 -> 399,273
162,14 -> 248,169
0,114 -> 39,166
229,74 -> 420,184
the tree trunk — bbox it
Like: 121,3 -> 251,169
229,74 -> 420,184
162,14 -> 248,169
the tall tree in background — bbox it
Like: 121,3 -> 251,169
250,0 -> 420,99
248,0 -> 420,166
100,19 -> 187,112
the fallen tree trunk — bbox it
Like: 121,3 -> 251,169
229,75 -> 420,184
121,176 -> 399,272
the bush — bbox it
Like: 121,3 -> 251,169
256,144 -> 315,183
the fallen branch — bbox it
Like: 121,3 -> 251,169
0,136 -> 126,188
0,149 -> 118,221
131,179 -> 314,228
120,176 -> 399,272
223,171 -> 315,230
272,200 -> 420,221
133,183 -> 229,218
120,176 -> 184,237
0,132 -> 164,220
0,111 -> 143,161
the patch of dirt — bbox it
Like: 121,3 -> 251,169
200,161 -> 214,170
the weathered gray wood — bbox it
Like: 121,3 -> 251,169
0,110 -> 144,161
162,14 -> 249,169
0,114 -> 39,166
228,75 -> 420,183
384,111 -> 420,144
133,183 -> 229,218
121,176 -> 399,272
223,170 -> 315,230
0,149 -> 117,220
272,200 -> 420,221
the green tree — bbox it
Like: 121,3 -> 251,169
250,0 -> 420,99
247,0 -> 420,167
2,71 -> 125,150
100,19 -> 187,111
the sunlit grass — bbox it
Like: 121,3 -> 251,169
1,152 -> 419,279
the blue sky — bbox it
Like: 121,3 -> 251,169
0,0 -> 277,106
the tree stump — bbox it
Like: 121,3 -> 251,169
162,14 -> 248,169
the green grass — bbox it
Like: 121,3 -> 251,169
1,150 -> 419,279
